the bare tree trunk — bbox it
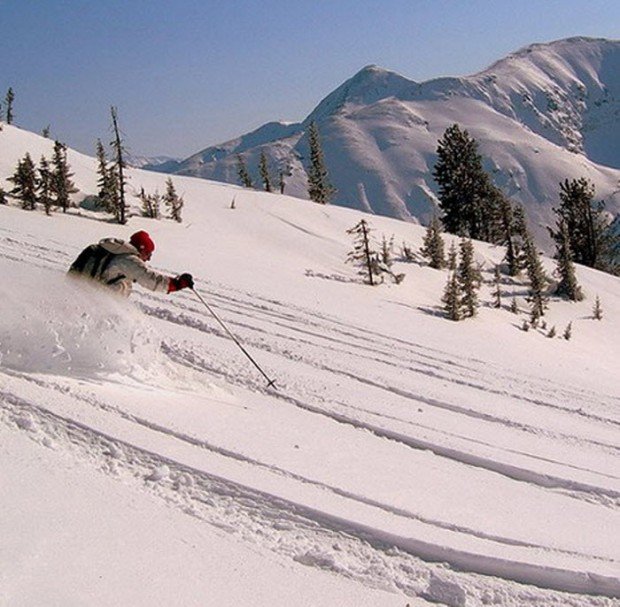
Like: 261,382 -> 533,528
111,106 -> 126,224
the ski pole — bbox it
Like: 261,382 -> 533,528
191,288 -> 277,389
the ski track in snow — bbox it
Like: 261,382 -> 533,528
1,388 -> 617,607
1,231 -> 619,605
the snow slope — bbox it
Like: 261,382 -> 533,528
1,124 -> 619,606
171,37 -> 620,249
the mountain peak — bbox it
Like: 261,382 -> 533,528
305,64 -> 414,124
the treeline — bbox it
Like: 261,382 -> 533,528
433,124 -> 619,277
235,121 -> 335,205
2,141 -> 77,215
344,123 -> 617,330
346,212 -> 604,336
1,102 -> 183,224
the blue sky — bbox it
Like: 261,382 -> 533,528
1,0 -> 619,158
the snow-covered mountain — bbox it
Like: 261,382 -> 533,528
125,153 -> 182,172
1,122 -> 619,606
170,37 -> 620,248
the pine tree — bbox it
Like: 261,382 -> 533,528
346,219 -> 380,285
442,272 -> 461,321
8,153 -> 37,210
432,124 -> 495,240
236,154 -> 253,188
492,265 -> 502,308
277,160 -> 292,195
110,106 -> 128,224
0,186 -> 7,205
529,304 -> 541,328
5,88 -> 15,125
457,238 -> 482,318
547,326 -> 557,338
42,125 -> 51,138
163,177 -> 184,222
509,298 -> 519,314
37,156 -> 54,216
447,241 -> 458,271
307,121 -> 335,204
95,139 -> 116,213
548,178 -> 619,273
522,228 -> 548,318
401,242 -> 416,262
563,322 -> 573,341
496,192 -> 520,276
593,295 -> 603,320
51,141 -> 78,213
380,234 -> 395,267
554,220 -> 583,301
259,150 -> 272,192
139,187 -> 161,219
420,215 -> 446,269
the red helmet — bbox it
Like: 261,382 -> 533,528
130,231 -> 155,258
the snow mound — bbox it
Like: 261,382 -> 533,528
0,260 -> 163,376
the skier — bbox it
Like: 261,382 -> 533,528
68,230 -> 194,297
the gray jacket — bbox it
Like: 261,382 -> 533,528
72,238 -> 170,297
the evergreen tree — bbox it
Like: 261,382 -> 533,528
380,234 -> 395,267
139,187 -> 161,219
547,326 -> 557,338
8,153 -> 37,210
110,106 -> 128,224
346,219 -> 380,285
495,191 -> 520,276
42,125 -> 51,138
492,265 -> 502,308
442,272 -> 461,321
457,238 -> 482,318
548,178 -> 619,273
259,151 -> 272,192
37,156 -> 54,216
401,242 -> 416,262
432,124 -> 494,240
480,185 -> 505,244
509,298 -> 519,314
529,303 -> 541,328
0,186 -> 7,205
563,322 -> 573,341
554,220 -> 583,301
447,241 -> 458,271
5,88 -> 15,125
307,121 -> 335,204
236,154 -> 253,188
419,215 -> 446,269
593,295 -> 603,320
51,141 -> 78,213
95,139 -> 117,213
163,177 -> 184,222
277,160 -> 292,195
521,227 -> 548,318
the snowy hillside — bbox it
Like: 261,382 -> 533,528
1,124 -> 619,607
170,37 -> 620,248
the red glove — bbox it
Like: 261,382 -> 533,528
168,273 -> 194,293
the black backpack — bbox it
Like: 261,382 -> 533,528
68,244 -> 125,285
